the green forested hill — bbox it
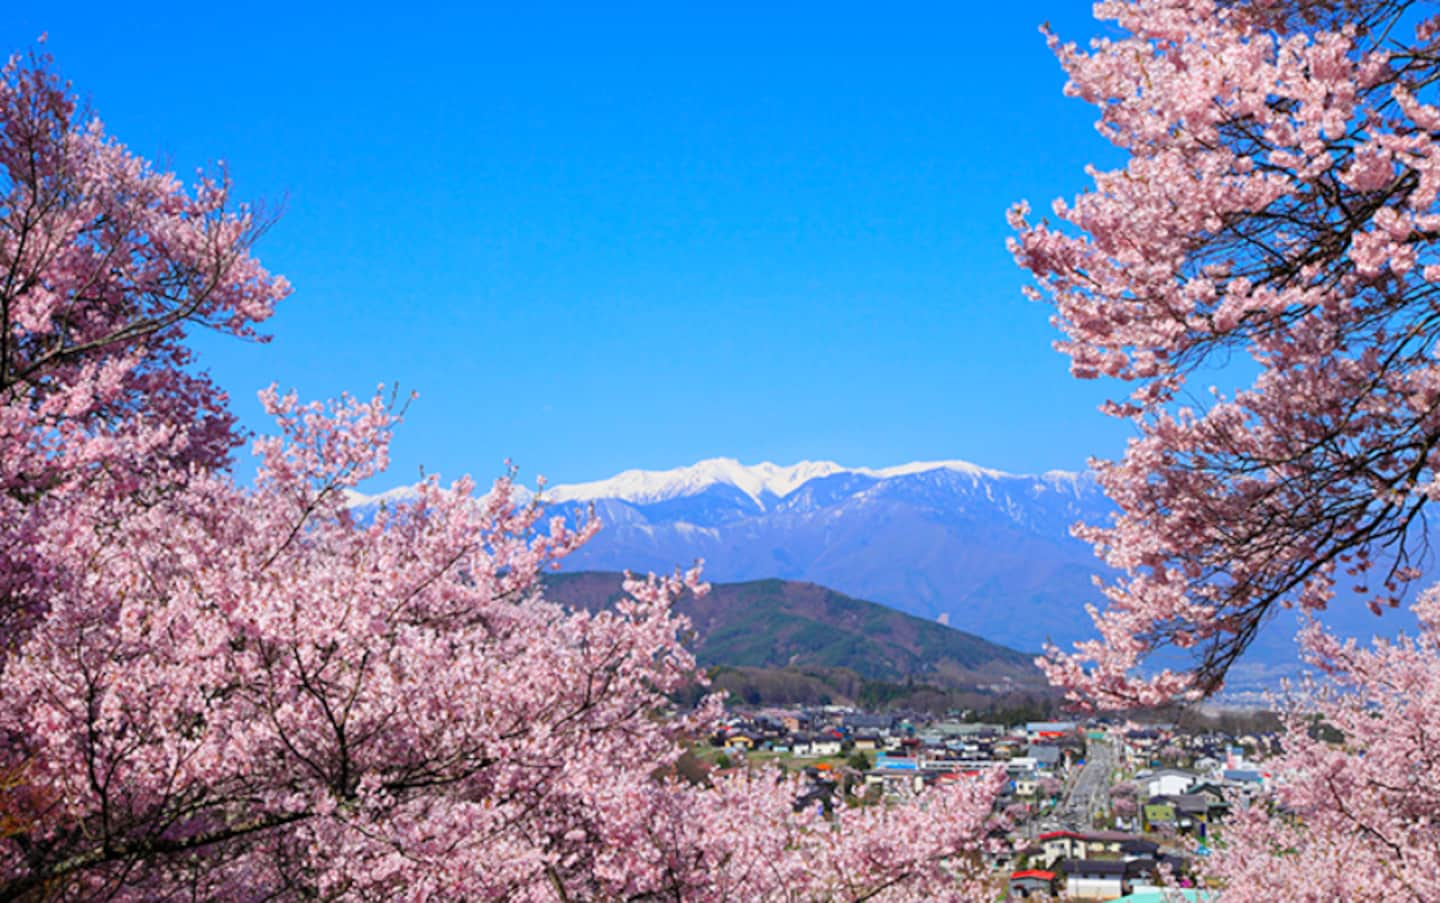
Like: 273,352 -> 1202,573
542,571 -> 1046,691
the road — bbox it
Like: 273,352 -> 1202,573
1054,736 -> 1114,830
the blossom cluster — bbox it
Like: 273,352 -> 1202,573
1013,0 -> 1440,705
0,50 -> 1001,900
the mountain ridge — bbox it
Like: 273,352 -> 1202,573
542,462 -> 1113,652
348,456 -> 1111,652
348,456 -> 1094,511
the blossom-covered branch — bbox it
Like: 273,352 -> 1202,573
1013,0 -> 1440,705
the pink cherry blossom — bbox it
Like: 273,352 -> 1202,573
1013,0 -> 1440,705
1015,2 -> 1440,899
1199,594 -> 1440,900
0,50 -> 1003,900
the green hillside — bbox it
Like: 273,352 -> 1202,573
541,572 -> 1045,690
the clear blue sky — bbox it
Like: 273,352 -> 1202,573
4,3 -> 1132,490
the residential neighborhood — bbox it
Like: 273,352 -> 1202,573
700,706 -> 1278,901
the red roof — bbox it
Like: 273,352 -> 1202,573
1038,830 -> 1082,841
1011,869 -> 1056,881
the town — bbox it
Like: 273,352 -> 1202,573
8,0 -> 1436,896
701,706 -> 1279,901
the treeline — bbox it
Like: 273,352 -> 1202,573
673,665 -> 1064,717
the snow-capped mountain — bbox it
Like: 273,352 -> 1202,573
349,456 -> 1399,679
349,457 -> 1111,651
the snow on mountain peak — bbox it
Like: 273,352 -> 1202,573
543,458 -> 1050,506
346,458 -> 1089,511
869,460 -> 1012,481
545,458 -> 849,507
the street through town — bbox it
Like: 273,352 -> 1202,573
1054,736 -> 1114,830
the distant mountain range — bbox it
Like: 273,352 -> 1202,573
349,456 -> 1416,688
351,457 -> 1113,652
553,458 -> 1113,655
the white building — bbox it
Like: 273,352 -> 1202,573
1144,769 -> 1198,798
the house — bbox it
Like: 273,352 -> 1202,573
1188,781 -> 1229,803
1037,831 -> 1085,866
1119,838 -> 1159,861
844,713 -> 893,734
1142,801 -> 1176,833
1027,744 -> 1063,771
812,736 -> 843,757
1079,830 -> 1137,858
1026,721 -> 1078,742
1061,858 -> 1157,901
790,735 -> 843,758
1009,869 -> 1058,899
1143,794 -> 1214,835
725,733 -> 756,751
852,732 -> 882,752
1143,769 -> 1198,798
1037,830 -> 1143,866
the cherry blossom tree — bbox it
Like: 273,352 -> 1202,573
1200,595 -> 1440,901
0,50 -> 1004,900
1108,781 -> 1139,824
1036,776 -> 1063,800
0,46 -> 285,651
1112,796 -> 1138,822
1012,0 -> 1440,704
1012,0 -> 1440,899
